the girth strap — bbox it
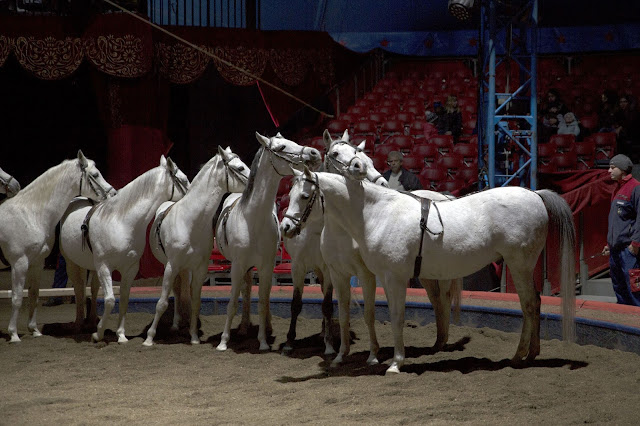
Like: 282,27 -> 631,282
155,203 -> 176,256
81,203 -> 100,252
215,196 -> 241,259
412,197 -> 444,282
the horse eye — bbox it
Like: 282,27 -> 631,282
330,151 -> 338,158
91,172 -> 99,178
274,145 -> 286,152
236,166 -> 245,172
301,193 -> 310,199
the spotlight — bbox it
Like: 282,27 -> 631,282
448,0 -> 475,21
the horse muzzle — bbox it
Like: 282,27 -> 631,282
280,218 -> 299,239
347,158 -> 368,181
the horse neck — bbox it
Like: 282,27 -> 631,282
177,160 -> 229,224
109,167 -> 172,226
15,161 -> 80,227
240,152 -> 281,215
317,173 -> 371,243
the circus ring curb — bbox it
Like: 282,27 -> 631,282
94,291 -> 640,357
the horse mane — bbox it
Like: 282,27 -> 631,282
189,155 -> 220,188
12,159 -> 77,204
239,146 -> 264,206
99,166 -> 165,217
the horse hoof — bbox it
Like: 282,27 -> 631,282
324,345 -> 336,356
385,364 -> 401,375
216,342 -> 228,351
117,336 -> 128,344
170,325 -> 179,332
142,339 -> 154,347
259,342 -> 270,352
91,332 -> 100,343
32,330 -> 42,338
190,339 -> 200,345
9,335 -> 21,343
367,355 -> 379,366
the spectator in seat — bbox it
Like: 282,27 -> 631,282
437,95 -> 463,143
423,110 -> 439,140
539,112 -> 560,143
557,112 -> 581,138
382,151 -> 422,191
539,88 -> 568,117
598,89 -> 619,132
614,95 -> 640,161
602,154 -> 640,306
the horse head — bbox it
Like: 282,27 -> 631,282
218,146 -> 250,192
160,155 -> 190,201
0,166 -> 21,197
322,129 -> 387,186
76,150 -> 117,201
280,165 -> 321,238
255,131 -> 322,174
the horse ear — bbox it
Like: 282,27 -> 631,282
160,155 -> 167,167
323,129 -> 332,149
303,165 -> 313,179
77,150 -> 88,168
275,132 -> 283,138
217,145 -> 225,156
342,129 -> 350,142
290,166 -> 303,177
218,145 -> 231,161
165,157 -> 177,173
356,140 -> 366,152
225,146 -> 232,153
255,132 -> 269,147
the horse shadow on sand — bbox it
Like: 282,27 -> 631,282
275,332 -> 589,382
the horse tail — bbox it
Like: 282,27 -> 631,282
536,189 -> 576,343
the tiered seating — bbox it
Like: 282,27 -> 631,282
207,243 -> 231,285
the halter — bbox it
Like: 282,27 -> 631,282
78,162 -> 111,200
324,140 -> 365,177
265,137 -> 309,176
283,174 -> 324,236
220,152 -> 248,191
0,174 -> 15,195
168,168 -> 189,200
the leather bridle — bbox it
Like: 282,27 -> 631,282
283,173 -> 324,236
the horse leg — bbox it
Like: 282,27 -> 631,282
115,267 -> 137,344
143,263 -> 178,346
256,266 -> 274,351
8,257 -> 28,342
88,271 -> 100,327
509,264 -> 539,364
92,264 -> 115,342
217,265 -> 245,351
66,261 -> 86,329
283,262 -> 306,353
385,274 -> 408,374
358,269 -> 379,365
26,265 -> 43,337
188,268 -> 207,345
329,268 -> 352,366
318,267 -> 336,356
238,270 -> 253,335
420,279 -> 451,350
171,270 -> 190,331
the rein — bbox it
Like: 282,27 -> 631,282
266,139 -> 308,176
283,174 -> 324,235
80,200 -> 99,252
169,170 -> 189,200
221,153 -> 248,189
78,162 -> 110,200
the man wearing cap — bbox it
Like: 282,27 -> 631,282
602,154 -> 640,306
382,151 -> 422,191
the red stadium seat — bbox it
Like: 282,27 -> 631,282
277,176 -> 293,196
419,167 -> 447,190
591,132 -> 617,161
549,134 -> 576,153
537,141 -> 557,166
429,134 -> 455,156
412,143 -> 438,167
375,143 -> 399,157
402,154 -> 423,173
408,120 -> 426,138
579,114 -> 599,133
351,135 -> 375,155
326,119 -> 350,137
436,153 -> 464,180
452,143 -> 478,166
380,119 -> 405,143
554,151 -> 578,171
575,139 -> 596,170
386,135 -> 414,154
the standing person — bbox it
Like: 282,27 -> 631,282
602,154 -> 640,306
436,95 -> 463,143
382,151 -> 422,191
43,254 -> 69,306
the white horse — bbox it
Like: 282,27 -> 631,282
283,129 -> 459,365
283,168 -> 576,374
282,129 -> 390,355
59,156 -> 190,343
214,132 -> 321,351
0,151 -> 115,342
143,147 -> 250,346
0,166 -> 21,198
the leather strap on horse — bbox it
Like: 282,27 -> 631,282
154,203 -> 176,256
412,197 -> 445,283
215,196 -> 241,258
81,202 -> 100,252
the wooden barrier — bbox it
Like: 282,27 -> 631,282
0,286 -> 120,299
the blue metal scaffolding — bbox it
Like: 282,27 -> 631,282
478,0 -> 538,190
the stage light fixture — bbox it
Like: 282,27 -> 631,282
448,0 -> 475,21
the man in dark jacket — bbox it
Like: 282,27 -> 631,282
602,154 -> 640,306
382,151 -> 422,191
